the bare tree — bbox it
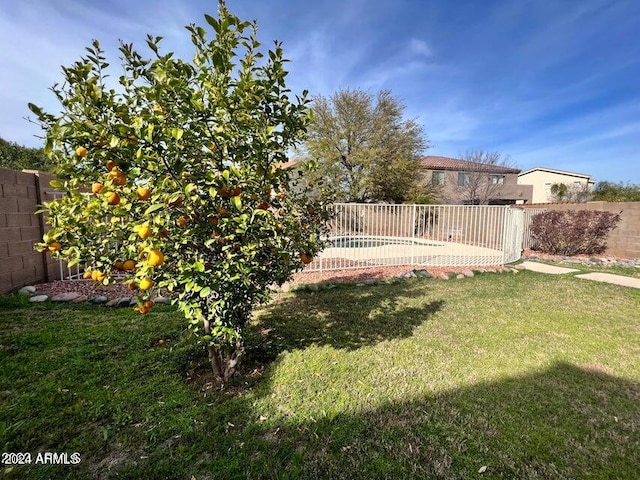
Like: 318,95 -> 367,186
454,150 -> 516,204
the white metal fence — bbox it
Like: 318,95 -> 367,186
55,202 -> 529,278
305,203 -> 525,271
521,207 -> 547,250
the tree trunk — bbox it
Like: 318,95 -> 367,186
206,342 -> 242,384
203,318 -> 243,385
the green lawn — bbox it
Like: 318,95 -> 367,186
1,271 -> 639,479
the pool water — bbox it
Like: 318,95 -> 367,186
330,237 -> 441,249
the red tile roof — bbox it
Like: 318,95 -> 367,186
420,156 -> 521,174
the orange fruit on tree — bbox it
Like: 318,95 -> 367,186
301,253 -> 313,264
122,259 -> 136,271
107,167 -> 126,186
83,270 -> 92,279
147,249 -> 164,266
114,260 -> 125,271
136,187 -> 151,200
139,277 -> 153,290
106,192 -> 120,206
92,270 -> 106,282
176,216 -> 188,228
75,146 -> 88,157
137,225 -> 152,240
48,241 -> 62,252
158,229 -> 168,239
91,182 -> 104,195
106,160 -> 116,170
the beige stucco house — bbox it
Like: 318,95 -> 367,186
517,167 -> 595,204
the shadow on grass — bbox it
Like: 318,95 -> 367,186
247,281 -> 444,360
210,362 -> 640,479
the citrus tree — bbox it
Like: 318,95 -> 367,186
29,4 -> 331,384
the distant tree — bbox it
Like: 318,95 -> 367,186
302,88 -> 430,203
454,150 -> 515,205
592,181 -> 640,202
0,137 -> 53,171
548,182 -> 591,203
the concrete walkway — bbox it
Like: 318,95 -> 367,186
574,272 -> 640,289
519,261 -> 640,289
518,261 -> 579,275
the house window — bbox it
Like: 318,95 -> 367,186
489,174 -> 504,185
458,172 -> 471,186
432,171 -> 445,186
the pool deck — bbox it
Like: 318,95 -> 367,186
318,238 -> 504,266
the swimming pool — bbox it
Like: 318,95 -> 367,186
330,236 -> 442,249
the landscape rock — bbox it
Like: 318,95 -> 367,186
456,274 -> 465,279
445,271 -> 458,279
152,296 -> 172,305
92,295 -> 108,304
18,286 -> 37,295
438,273 -> 450,280
462,269 -> 475,278
71,295 -> 89,303
117,297 -> 132,307
51,292 -> 82,302
105,298 -> 120,307
398,271 -> 416,279
413,269 -> 432,278
29,295 -> 49,303
364,279 -> 378,285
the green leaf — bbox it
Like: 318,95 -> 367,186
49,180 -> 64,189
171,128 -> 184,141
208,187 -> 218,198
204,14 -> 220,32
144,203 -> 164,215
231,196 -> 242,211
199,287 -> 211,298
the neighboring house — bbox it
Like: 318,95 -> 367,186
420,156 -> 533,205
517,167 -> 595,204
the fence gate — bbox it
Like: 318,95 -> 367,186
502,207 -> 524,264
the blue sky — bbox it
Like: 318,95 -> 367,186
1,0 -> 639,183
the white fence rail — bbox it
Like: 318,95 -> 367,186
56,202 -> 528,278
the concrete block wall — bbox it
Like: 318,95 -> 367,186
521,201 -> 640,259
0,168 -> 63,294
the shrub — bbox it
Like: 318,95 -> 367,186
529,210 -> 620,255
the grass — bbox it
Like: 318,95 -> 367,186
1,271 -> 639,479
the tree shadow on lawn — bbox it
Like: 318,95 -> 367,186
204,362 -> 640,479
246,281 -> 444,362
